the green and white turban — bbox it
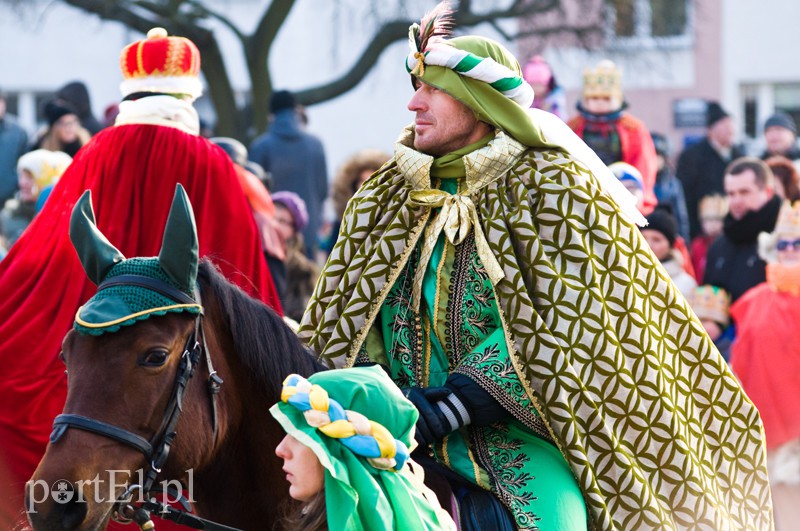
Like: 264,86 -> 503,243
406,38 -> 534,108
404,27 -> 646,226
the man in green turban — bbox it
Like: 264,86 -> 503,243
299,5 -> 773,530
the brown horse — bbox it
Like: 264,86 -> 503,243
26,258 -> 324,530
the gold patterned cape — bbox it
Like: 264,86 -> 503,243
299,128 -> 773,530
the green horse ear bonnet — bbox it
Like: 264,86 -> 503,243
70,184 -> 203,335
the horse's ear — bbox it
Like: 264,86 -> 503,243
69,190 -> 125,285
158,184 -> 198,293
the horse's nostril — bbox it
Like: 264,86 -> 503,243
60,498 -> 88,530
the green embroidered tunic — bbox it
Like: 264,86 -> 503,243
360,173 -> 588,530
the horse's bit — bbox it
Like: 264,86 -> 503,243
48,275 -> 237,531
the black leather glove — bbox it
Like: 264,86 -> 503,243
404,386 -> 472,447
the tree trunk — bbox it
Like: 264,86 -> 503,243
197,38 -> 242,138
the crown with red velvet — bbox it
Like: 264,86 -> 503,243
119,27 -> 202,100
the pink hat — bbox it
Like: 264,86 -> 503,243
523,56 -> 553,85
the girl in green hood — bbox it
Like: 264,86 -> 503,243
270,366 -> 455,530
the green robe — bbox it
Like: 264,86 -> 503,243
358,172 -> 588,530
300,128 -> 773,530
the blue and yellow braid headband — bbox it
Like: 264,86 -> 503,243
280,374 -> 411,471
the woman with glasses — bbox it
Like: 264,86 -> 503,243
32,100 -> 91,157
729,200 -> 800,529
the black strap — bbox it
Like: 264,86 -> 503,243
98,275 -> 197,306
149,501 -> 244,531
52,414 -> 153,458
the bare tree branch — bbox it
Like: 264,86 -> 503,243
62,0 -> 163,34
12,0 -> 600,138
294,19 -> 410,105
296,0 -> 562,105
185,0 -> 245,41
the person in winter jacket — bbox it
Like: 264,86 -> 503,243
677,101 -> 746,239
704,157 -> 781,301
250,90 -> 328,258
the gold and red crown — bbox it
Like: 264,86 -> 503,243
688,285 -> 730,326
582,60 -> 622,100
774,200 -> 800,237
119,28 -> 202,100
698,194 -> 728,220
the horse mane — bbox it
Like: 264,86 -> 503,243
197,260 -> 325,393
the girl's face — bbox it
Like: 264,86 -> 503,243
18,169 -> 37,202
583,95 -> 620,114
275,434 -> 324,502
701,217 -> 724,239
274,204 -> 297,243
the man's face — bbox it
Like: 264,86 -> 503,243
0,98 -> 6,120
407,81 -> 491,157
708,116 -> 736,148
764,126 -> 796,155
724,169 -> 770,220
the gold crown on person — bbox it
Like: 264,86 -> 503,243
698,194 -> 728,220
582,60 -> 622,100
774,200 -> 800,237
119,27 -> 202,100
688,285 -> 730,327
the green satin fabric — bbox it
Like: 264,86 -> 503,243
429,133 -> 494,178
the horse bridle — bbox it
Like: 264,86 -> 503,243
48,275 -> 235,531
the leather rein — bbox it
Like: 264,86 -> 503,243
49,275 -> 239,531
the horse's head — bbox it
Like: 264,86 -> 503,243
26,186 -> 219,529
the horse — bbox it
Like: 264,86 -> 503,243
26,258 -> 324,530
25,187 -> 325,530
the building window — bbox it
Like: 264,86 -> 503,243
607,0 -> 691,48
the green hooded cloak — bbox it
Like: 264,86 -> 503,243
299,32 -> 772,530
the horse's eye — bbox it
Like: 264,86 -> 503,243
58,351 -> 66,364
141,350 -> 169,367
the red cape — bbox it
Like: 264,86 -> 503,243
0,124 -> 280,525
730,283 -> 800,450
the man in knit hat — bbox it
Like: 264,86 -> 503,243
761,111 -> 800,162
0,28 -> 280,526
300,3 -> 771,529
676,100 -> 746,239
567,60 -> 658,214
